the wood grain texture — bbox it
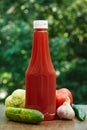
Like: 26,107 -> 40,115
0,104 -> 87,130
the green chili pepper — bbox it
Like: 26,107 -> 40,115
72,104 -> 86,121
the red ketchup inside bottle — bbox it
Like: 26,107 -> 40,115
25,20 -> 56,121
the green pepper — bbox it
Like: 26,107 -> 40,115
72,104 -> 86,121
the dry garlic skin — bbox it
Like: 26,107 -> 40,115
57,98 -> 75,120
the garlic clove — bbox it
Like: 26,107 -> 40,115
57,97 -> 75,120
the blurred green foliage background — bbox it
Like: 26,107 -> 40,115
0,0 -> 87,104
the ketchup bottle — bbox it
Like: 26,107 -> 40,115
25,20 -> 56,120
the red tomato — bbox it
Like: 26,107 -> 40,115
56,88 -> 73,108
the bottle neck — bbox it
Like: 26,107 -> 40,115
28,28 -> 54,74
32,28 -> 49,59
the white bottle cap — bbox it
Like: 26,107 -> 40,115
33,20 -> 48,29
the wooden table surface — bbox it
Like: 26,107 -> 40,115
0,104 -> 87,130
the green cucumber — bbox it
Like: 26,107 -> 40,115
5,107 -> 44,124
72,104 -> 86,121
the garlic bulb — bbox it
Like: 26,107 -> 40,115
57,97 -> 75,120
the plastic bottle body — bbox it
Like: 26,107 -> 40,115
25,22 -> 56,120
